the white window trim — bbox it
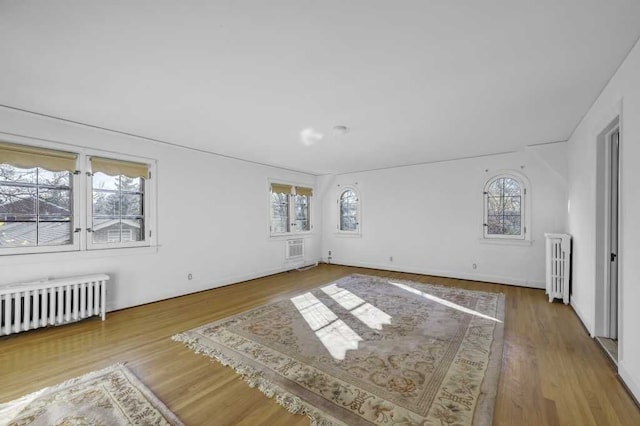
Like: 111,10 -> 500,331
268,179 -> 314,239
336,185 -> 361,237
85,152 -> 155,250
0,135 -> 157,255
481,170 -> 531,242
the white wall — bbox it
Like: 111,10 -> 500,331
0,108 -> 320,310
320,144 -> 568,288
567,37 -> 640,401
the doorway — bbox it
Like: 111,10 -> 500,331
595,120 -> 620,364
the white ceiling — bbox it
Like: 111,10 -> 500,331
1,1 -> 640,175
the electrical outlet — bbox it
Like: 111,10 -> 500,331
187,273 -> 193,280
472,263 -> 477,270
389,256 -> 394,262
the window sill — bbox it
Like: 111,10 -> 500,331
334,232 -> 362,238
269,232 -> 314,241
478,238 -> 533,246
0,245 -> 159,266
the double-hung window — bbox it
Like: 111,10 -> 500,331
270,182 -> 313,236
0,140 -> 154,255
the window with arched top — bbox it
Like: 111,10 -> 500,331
338,187 -> 360,233
483,174 -> 527,239
269,182 -> 314,236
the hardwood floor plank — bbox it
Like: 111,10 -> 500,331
1,264 -> 638,425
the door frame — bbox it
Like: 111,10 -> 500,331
594,117 -> 620,339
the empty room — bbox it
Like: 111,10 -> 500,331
1,1 -> 640,425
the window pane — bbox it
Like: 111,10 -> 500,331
503,196 -> 521,213
339,190 -> 358,231
93,190 -> 120,217
342,190 -> 356,203
487,196 -> 502,215
92,172 -> 119,190
0,221 -> 37,247
127,218 -> 144,241
38,221 -> 72,246
341,216 -> 357,231
270,192 -> 289,233
92,218 -> 143,244
503,215 -> 521,235
0,192 -> 36,216
38,169 -> 70,187
121,193 -> 143,216
503,178 -> 521,196
120,176 -> 142,192
485,176 -> 523,237
0,164 -> 73,249
487,215 -> 503,234
39,188 -> 72,215
293,195 -> 310,232
487,179 -> 503,197
0,164 -> 37,184
91,172 -> 146,245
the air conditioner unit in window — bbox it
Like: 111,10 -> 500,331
285,239 -> 304,260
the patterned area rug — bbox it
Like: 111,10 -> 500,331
174,274 -> 505,425
0,364 -> 183,426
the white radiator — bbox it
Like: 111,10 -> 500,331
0,274 -> 109,336
545,233 -> 571,304
285,238 -> 304,260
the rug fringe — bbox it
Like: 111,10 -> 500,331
171,333 -> 340,426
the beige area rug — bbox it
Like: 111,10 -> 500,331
0,364 -> 183,426
174,274 -> 505,425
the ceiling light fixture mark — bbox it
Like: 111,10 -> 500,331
300,127 -> 324,146
332,125 -> 349,135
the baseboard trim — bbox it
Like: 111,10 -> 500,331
328,259 -> 545,288
109,258 -> 322,311
570,298 -> 594,337
619,361 -> 640,407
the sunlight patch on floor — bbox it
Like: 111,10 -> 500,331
321,284 -> 392,330
291,292 -> 363,360
389,281 -> 502,323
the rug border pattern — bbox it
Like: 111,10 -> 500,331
173,274 -> 505,426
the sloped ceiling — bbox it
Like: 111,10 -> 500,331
1,1 -> 640,175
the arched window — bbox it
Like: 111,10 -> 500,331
484,174 -> 526,239
338,187 -> 360,233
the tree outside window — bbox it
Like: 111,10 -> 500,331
484,175 -> 524,238
0,164 -> 73,248
92,172 -> 145,243
339,188 -> 359,233
269,183 -> 313,236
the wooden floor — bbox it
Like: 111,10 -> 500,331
1,264 -> 638,425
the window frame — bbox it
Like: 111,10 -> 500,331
268,180 -> 314,238
0,164 -> 81,255
0,137 -> 156,256
482,171 -> 529,241
292,193 -> 311,233
337,185 -> 361,236
86,154 -> 154,251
